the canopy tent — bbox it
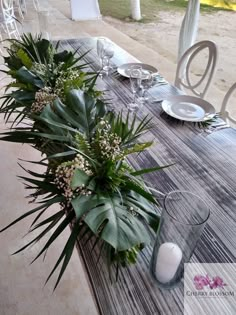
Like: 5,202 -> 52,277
178,0 -> 200,61
70,0 -> 142,21
70,0 -> 101,20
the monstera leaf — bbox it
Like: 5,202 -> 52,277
70,166 -> 158,251
32,89 -> 106,145
72,193 -> 151,251
65,89 -> 106,136
38,89 -> 105,132
0,89 -> 106,151
15,67 -> 44,89
85,194 -> 151,250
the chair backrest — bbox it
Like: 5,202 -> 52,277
1,0 -> 14,21
13,0 -> 25,19
0,0 -> 20,39
220,83 -> 236,126
175,40 -> 218,99
0,30 -> 3,55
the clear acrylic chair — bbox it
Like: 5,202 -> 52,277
220,83 -> 236,126
33,0 -> 39,11
0,0 -> 20,39
175,40 -> 218,99
0,29 -> 3,55
14,0 -> 27,19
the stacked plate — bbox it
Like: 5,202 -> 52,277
117,63 -> 216,123
117,63 -> 158,78
161,95 -> 216,122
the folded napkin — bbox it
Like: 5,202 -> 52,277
152,73 -> 168,85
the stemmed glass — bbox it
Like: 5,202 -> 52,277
96,38 -> 114,76
101,42 -> 114,75
127,65 -> 142,112
97,37 -> 106,67
140,70 -> 154,102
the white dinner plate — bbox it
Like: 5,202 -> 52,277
162,95 -> 216,122
117,63 -> 158,78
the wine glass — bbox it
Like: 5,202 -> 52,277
101,42 -> 114,75
97,38 -> 114,76
140,70 -> 154,102
127,65 -> 142,112
97,37 -> 106,68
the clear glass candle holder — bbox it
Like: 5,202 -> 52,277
150,190 -> 210,289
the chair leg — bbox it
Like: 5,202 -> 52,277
16,0 -> 25,20
21,0 -> 27,14
33,0 -> 40,11
0,23 -> 8,36
5,22 -> 12,38
13,20 -> 20,38
4,20 -> 20,39
18,6 -> 24,20
0,31 -> 3,55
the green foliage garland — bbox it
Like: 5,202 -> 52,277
0,34 -> 165,289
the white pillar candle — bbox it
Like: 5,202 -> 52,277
155,242 -> 183,283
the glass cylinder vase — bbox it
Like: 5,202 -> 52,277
150,190 -> 210,289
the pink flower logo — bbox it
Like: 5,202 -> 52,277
194,275 -> 227,290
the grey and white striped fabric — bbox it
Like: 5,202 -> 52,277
59,38 -> 236,315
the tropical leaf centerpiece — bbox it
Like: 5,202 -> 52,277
1,89 -> 163,289
0,34 -> 166,290
1,33 -> 101,125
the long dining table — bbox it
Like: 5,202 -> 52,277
58,37 -> 236,315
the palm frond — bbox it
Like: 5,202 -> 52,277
108,111 -> 153,147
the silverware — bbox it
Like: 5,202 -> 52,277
149,98 -> 163,104
152,82 -> 168,87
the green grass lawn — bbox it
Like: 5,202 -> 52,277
98,0 -> 226,23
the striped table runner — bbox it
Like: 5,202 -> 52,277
59,38 -> 236,315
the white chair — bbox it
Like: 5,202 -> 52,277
0,0 -> 20,39
175,40 -> 218,99
220,83 -> 236,126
